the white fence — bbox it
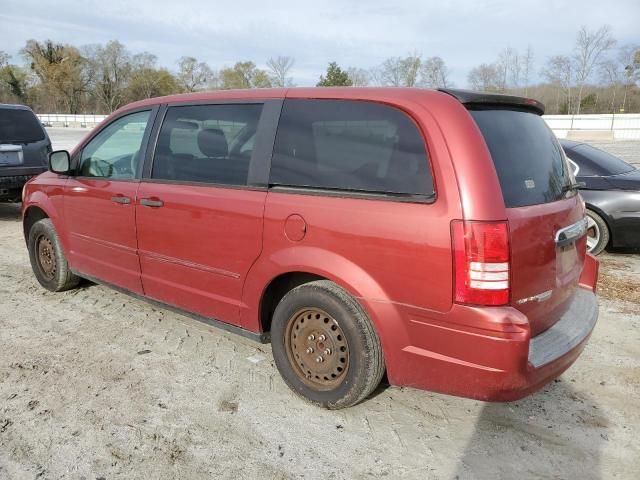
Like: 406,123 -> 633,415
38,114 -> 107,128
38,113 -> 640,140
543,114 -> 640,140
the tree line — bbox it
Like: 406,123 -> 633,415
0,25 -> 638,115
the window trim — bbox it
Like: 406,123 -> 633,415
73,105 -> 159,181
143,99 -> 283,189
269,185 -> 436,204
267,98 -> 436,203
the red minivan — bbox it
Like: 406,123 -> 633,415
22,88 -> 599,409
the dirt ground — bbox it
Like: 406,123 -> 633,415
0,133 -> 638,479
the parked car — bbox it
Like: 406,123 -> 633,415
21,88 -> 599,408
560,139 -> 640,255
0,104 -> 51,202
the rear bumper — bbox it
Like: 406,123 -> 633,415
0,168 -> 45,196
528,288 -> 598,368
380,257 -> 599,401
386,288 -> 598,401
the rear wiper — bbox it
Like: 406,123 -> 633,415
562,181 -> 586,193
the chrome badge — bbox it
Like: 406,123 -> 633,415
516,290 -> 553,305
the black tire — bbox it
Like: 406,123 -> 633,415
28,218 -> 80,292
271,280 -> 385,409
586,209 -> 610,256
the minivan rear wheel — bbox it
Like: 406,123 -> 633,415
28,218 -> 80,292
585,209 -> 609,255
271,280 -> 385,409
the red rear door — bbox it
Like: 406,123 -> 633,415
470,108 -> 587,335
134,102 -> 268,325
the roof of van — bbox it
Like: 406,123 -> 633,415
117,86 -> 545,116
121,87 -> 437,110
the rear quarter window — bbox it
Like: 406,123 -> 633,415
470,109 -> 571,208
270,99 -> 434,198
571,144 -> 634,176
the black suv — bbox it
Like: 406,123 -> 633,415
0,104 -> 51,201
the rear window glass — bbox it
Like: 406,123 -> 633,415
271,99 -> 433,197
571,144 -> 634,176
0,109 -> 46,143
470,109 -> 571,208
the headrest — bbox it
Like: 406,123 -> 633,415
197,128 -> 228,158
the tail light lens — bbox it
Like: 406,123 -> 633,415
452,220 -> 510,306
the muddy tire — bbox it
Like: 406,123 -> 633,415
28,218 -> 80,292
271,280 -> 385,409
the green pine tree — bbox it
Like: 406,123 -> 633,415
317,62 -> 353,87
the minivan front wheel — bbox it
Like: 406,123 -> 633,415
271,280 -> 385,409
28,218 -> 80,292
585,209 -> 609,255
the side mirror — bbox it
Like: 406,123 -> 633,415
49,150 -> 71,174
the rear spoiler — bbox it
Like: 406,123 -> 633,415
438,88 -> 545,116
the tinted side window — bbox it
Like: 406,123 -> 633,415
563,149 -> 601,177
271,100 -> 433,197
0,109 -> 46,143
152,104 -> 263,186
79,110 -> 150,179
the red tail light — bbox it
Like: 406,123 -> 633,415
452,220 -> 510,306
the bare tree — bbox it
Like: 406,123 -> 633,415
467,63 -> 501,91
542,55 -> 573,114
177,56 -> 213,92
266,56 -> 295,87
346,67 -> 370,86
0,51 -> 9,68
375,53 -> 422,87
521,46 -> 534,95
421,56 -> 450,88
600,58 -> 624,113
87,40 -> 132,112
573,25 -> 616,114
376,57 -> 404,86
401,52 -> 422,87
497,47 -> 520,91
618,44 -> 640,112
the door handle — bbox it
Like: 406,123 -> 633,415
111,195 -> 131,204
140,198 -> 164,208
555,217 -> 589,247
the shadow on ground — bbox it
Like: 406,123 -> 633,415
454,380 -> 607,479
0,202 -> 21,222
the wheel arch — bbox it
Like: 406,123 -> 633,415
23,205 -> 50,244
259,271 -> 328,334
243,247 -> 410,379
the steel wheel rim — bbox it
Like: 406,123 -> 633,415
36,235 -> 56,280
284,307 -> 350,391
586,215 -> 600,252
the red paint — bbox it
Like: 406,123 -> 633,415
22,87 -> 599,402
283,214 -> 307,242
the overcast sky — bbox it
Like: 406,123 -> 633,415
1,0 -> 639,86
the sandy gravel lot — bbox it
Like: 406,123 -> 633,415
0,133 -> 638,479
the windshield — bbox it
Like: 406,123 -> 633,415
470,109 -> 572,208
0,109 -> 46,143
